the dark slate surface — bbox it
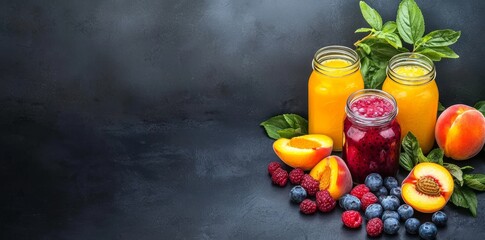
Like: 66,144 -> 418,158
1,0 -> 485,239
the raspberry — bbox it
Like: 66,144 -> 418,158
316,190 -> 336,212
289,168 -> 305,185
360,192 -> 378,210
366,218 -> 383,237
341,210 -> 362,228
271,168 -> 288,187
300,174 -> 319,196
299,199 -> 317,215
350,184 -> 370,199
268,161 -> 281,175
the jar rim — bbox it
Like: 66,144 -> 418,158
312,45 -> 360,77
345,89 -> 398,126
387,52 -> 436,86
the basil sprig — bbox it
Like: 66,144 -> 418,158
260,114 -> 308,140
355,0 -> 460,89
400,132 -> 485,217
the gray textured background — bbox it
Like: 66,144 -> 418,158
1,0 -> 484,239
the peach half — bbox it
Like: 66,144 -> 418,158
272,134 -> 333,171
435,104 -> 485,160
401,162 -> 454,213
309,155 -> 353,200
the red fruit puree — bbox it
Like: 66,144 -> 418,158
342,90 -> 401,183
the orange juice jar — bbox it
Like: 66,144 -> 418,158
382,53 -> 438,153
308,46 -> 364,151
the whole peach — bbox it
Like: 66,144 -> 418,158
435,104 -> 485,160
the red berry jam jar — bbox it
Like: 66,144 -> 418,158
342,89 -> 401,183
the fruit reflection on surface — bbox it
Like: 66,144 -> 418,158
401,163 -> 454,213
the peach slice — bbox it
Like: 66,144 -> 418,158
272,134 -> 333,171
309,155 -> 353,200
435,104 -> 485,160
401,162 -> 454,213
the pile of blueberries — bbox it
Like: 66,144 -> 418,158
340,173 -> 447,239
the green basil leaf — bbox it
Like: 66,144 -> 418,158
368,64 -> 387,89
450,185 -> 469,208
451,185 -> 477,217
360,56 -> 371,78
277,128 -> 304,139
401,132 -> 420,166
461,166 -> 475,171
377,32 -> 403,49
396,0 -> 425,44
355,27 -> 373,33
420,29 -> 461,47
359,1 -> 383,30
399,152 -> 414,171
444,163 -> 464,186
474,101 -> 485,116
382,21 -> 397,33
359,43 -> 372,55
427,148 -> 444,165
417,148 -> 428,163
438,102 -> 445,112
416,46 -> 459,61
461,186 -> 478,217
260,114 -> 308,140
464,174 -> 485,191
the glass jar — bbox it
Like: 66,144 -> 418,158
342,89 -> 401,183
382,53 -> 438,154
308,46 -> 364,151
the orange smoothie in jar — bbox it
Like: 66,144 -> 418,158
308,46 -> 364,151
382,53 -> 438,153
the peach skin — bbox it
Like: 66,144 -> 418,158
435,104 -> 485,160
273,134 -> 333,171
309,155 -> 353,200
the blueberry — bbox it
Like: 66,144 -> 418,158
340,194 -> 361,211
383,176 -> 399,191
389,187 -> 402,202
419,222 -> 438,240
289,186 -> 307,203
381,195 -> 400,211
374,186 -> 388,197
405,218 -> 421,234
338,194 -> 351,208
365,203 -> 383,219
383,218 -> 400,235
397,204 -> 414,220
432,211 -> 448,227
365,173 -> 383,192
381,210 -> 400,221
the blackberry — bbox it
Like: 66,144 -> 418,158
289,186 -> 307,203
